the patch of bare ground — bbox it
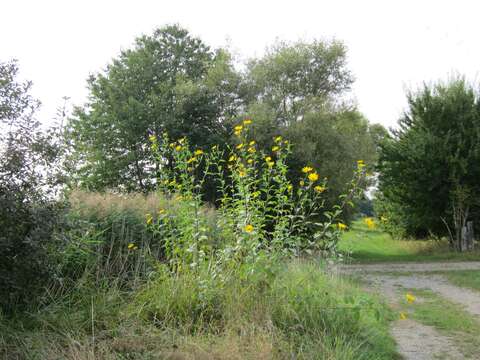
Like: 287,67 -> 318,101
339,261 -> 480,360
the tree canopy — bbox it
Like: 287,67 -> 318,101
377,78 -> 480,249
67,25 -> 241,192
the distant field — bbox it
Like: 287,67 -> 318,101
338,220 -> 480,263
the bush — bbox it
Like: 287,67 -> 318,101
57,190 -> 225,285
0,60 -> 63,312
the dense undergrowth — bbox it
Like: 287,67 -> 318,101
1,120 -> 399,359
0,261 -> 397,359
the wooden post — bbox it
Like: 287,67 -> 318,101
461,221 -> 474,252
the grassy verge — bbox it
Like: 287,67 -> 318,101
400,288 -> 480,358
0,261 -> 399,360
339,220 -> 480,263
439,270 -> 480,292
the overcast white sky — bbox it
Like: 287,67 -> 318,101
2,0 -> 479,129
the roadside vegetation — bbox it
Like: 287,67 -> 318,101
400,289 -> 480,358
3,22 -> 480,360
339,220 -> 480,263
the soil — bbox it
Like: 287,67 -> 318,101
338,261 -> 480,360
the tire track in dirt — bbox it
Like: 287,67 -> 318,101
337,261 -> 480,360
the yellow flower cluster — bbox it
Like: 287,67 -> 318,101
337,223 -> 347,230
363,217 -> 376,229
244,224 -> 254,233
308,172 -> 319,182
128,243 -> 138,250
234,119 -> 253,136
406,293 -> 416,304
146,213 -> 153,225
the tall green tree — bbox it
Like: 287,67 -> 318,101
245,40 -> 353,126
67,25 -> 241,192
0,60 -> 61,311
241,40 -> 378,220
377,79 -> 480,250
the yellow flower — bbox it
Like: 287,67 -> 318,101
300,180 -> 305,186
169,143 -> 175,148
194,149 -> 204,156
148,134 -> 156,142
244,224 -> 254,233
238,170 -> 246,177
178,138 -> 186,144
272,146 -> 280,152
274,136 -> 282,143
175,145 -> 182,151
236,143 -> 244,150
314,185 -> 326,193
146,213 -> 153,225
364,217 -> 376,229
337,223 -> 347,230
308,172 -> 319,182
248,147 -> 256,153
234,125 -> 243,132
243,119 -> 252,125
287,184 -> 293,192
158,208 -> 166,215
247,159 -> 253,164
187,157 -> 196,164
229,155 -> 237,162
406,293 -> 416,304
128,243 -> 135,249
249,140 -> 255,146
267,161 -> 274,168
399,312 -> 407,320
357,159 -> 366,168
302,166 -> 313,173
265,156 -> 272,162
252,191 -> 260,198
234,130 -> 242,136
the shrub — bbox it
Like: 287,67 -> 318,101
0,60 -> 63,312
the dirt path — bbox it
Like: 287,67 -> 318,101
338,261 -> 480,274
338,261 -> 480,360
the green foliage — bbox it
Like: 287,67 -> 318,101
339,220 -> 480,263
285,109 -> 380,219
377,78 -> 480,246
67,24 -> 241,192
405,289 -> 480,358
245,40 -> 353,125
1,261 -> 398,359
0,60 -> 62,312
148,121 -> 365,274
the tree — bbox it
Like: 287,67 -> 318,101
245,40 -> 353,126
377,78 -> 480,250
240,40 -> 378,221
285,107 -> 380,219
67,25 -> 241,192
0,60 -> 61,311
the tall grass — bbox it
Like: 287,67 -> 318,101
1,260 -> 398,359
0,124 -> 399,359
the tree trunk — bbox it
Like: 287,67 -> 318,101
461,221 -> 475,252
